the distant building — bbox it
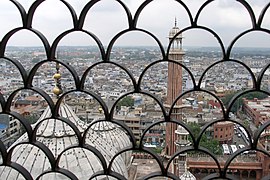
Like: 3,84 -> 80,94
0,123 -> 7,139
114,106 -> 141,141
213,121 -> 234,144
242,97 -> 270,126
0,114 -> 21,147
7,116 -> 20,139
13,95 -> 46,108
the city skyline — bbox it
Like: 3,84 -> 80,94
0,0 -> 270,48
0,1 -> 269,179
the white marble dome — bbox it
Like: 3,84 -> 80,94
180,169 -> 196,180
0,103 -> 129,179
88,120 -> 132,166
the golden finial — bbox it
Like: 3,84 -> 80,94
52,86 -> 62,95
98,106 -> 103,114
52,62 -> 63,97
53,73 -> 61,80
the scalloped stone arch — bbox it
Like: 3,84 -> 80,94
199,60 -> 256,92
0,57 -> 25,91
30,0 -> 76,33
80,0 -> 132,30
0,1 -> 269,179
29,60 -> 78,94
225,149 -> 270,179
110,30 -> 164,52
110,92 -> 167,148
36,172 -> 71,180
167,27 -> 225,58
259,63 -> 270,93
8,143 -> 51,179
195,0 -> 255,31
81,62 -> 136,101
1,28 -> 49,56
5,88 -> 53,112
111,91 -> 166,120
259,3 -> 270,29
106,29 -> 165,61
54,90 -> 108,119
28,60 -> 79,93
229,30 -> 270,55
0,1 -> 22,38
138,59 -> 196,97
56,146 -> 106,179
52,30 -> 105,60
169,90 -> 225,119
81,1 -> 130,47
134,0 -> 192,37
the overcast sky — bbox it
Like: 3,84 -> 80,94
0,0 -> 270,48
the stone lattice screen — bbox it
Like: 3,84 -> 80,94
0,0 -> 269,179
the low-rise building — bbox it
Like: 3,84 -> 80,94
242,97 -> 270,126
213,121 -> 234,144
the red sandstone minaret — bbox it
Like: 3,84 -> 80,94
165,19 -> 185,158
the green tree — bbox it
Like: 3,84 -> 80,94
203,138 -> 221,155
242,92 -> 268,100
221,92 -> 236,108
188,122 -> 222,155
116,96 -> 134,110
188,122 -> 200,139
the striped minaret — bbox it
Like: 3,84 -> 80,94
164,19 -> 185,173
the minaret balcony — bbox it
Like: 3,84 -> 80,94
169,49 -> 185,55
174,141 -> 191,147
175,129 -> 189,135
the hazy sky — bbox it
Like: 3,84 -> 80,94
0,0 -> 270,48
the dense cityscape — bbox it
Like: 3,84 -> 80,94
0,44 -> 269,179
1,0 -> 270,179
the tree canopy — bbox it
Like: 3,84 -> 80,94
188,122 -> 222,155
116,96 -> 134,110
221,91 -> 268,112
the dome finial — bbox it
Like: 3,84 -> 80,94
52,62 -> 63,97
175,17 -> 177,27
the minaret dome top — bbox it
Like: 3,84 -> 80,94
168,18 -> 182,39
